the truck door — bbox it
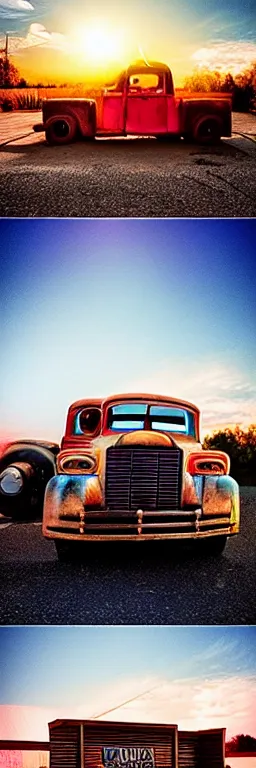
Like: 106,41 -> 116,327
125,72 -> 168,135
101,92 -> 125,133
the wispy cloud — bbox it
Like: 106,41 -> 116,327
191,40 -> 256,74
190,637 -> 240,666
130,360 -> 256,436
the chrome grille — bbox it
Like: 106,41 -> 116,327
105,446 -> 181,511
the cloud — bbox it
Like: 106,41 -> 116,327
0,0 -> 34,11
191,40 -> 256,75
7,23 -> 67,52
1,675 -> 255,741
129,360 -> 256,436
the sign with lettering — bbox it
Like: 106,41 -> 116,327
102,747 -> 155,768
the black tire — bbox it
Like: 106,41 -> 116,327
193,117 -> 221,145
0,444 -> 56,520
55,541 -> 84,563
45,114 -> 77,145
197,535 -> 227,556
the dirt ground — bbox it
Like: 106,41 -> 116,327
0,111 -> 255,218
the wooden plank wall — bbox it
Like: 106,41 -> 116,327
83,723 -> 175,768
50,724 -> 80,768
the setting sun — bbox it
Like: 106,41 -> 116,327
73,22 -> 125,66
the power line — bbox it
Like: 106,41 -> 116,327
91,682 -> 164,721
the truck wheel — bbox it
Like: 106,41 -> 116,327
198,535 -> 227,556
55,541 -> 84,563
0,445 -> 56,520
45,115 -> 77,145
193,117 -> 221,145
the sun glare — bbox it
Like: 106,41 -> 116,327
74,23 -> 125,65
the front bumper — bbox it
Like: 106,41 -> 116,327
43,473 -> 240,542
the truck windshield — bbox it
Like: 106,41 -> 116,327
107,403 -> 195,436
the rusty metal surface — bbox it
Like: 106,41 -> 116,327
42,99 -> 95,138
43,401 -> 239,543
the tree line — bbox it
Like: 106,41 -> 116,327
184,62 -> 256,112
203,424 -> 256,485
226,733 -> 256,753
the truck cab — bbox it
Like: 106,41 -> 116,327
98,60 -> 179,136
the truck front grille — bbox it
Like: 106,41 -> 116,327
105,446 -> 181,511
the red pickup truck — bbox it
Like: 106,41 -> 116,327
34,60 -> 232,145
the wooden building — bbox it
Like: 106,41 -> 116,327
48,718 -> 226,768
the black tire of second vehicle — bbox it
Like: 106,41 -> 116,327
0,445 -> 56,520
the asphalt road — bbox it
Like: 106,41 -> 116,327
0,487 -> 255,626
0,112 -> 255,217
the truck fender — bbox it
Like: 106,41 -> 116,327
45,114 -> 78,145
0,442 -> 58,520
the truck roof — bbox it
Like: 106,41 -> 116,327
127,59 -> 172,74
69,393 -> 199,414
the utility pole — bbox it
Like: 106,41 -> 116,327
0,32 -> 9,86
5,32 -> 9,60
4,32 -> 9,86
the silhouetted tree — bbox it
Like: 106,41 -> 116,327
17,77 -> 28,88
203,425 -> 256,485
220,72 -> 235,93
226,734 -> 256,752
0,55 -> 20,87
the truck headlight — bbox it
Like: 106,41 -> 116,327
57,454 -> 97,474
0,466 -> 24,496
186,451 -> 230,475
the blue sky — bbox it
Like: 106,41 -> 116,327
0,219 -> 255,442
0,626 -> 255,738
0,0 -> 255,83
1,625 -> 255,706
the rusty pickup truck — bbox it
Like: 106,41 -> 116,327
41,392 -> 240,561
33,60 -> 232,145
0,393 -> 239,560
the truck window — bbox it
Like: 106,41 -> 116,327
107,403 -> 195,435
109,403 -> 147,431
128,73 -> 164,93
74,407 -> 101,435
